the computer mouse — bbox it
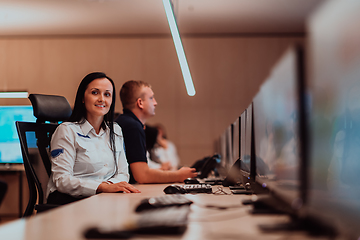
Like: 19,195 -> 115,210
163,185 -> 187,194
184,178 -> 200,184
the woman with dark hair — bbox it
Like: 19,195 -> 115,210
47,72 -> 140,205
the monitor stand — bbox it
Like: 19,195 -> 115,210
222,158 -> 242,187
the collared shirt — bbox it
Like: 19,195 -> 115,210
115,109 -> 147,183
46,120 -> 129,198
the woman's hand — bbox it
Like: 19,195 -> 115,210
96,181 -> 141,193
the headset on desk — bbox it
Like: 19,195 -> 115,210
191,154 -> 221,179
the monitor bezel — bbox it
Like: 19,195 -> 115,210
232,116 -> 240,166
239,103 -> 256,186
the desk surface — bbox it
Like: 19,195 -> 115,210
0,184 -> 323,240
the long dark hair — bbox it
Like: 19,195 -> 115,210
69,72 -> 117,172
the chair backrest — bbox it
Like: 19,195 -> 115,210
29,94 -> 72,124
16,94 -> 72,217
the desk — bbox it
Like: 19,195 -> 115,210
0,184 -> 323,240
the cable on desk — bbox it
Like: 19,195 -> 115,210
212,186 -> 230,195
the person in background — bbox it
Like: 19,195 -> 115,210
144,124 -> 173,171
47,72 -> 140,205
115,80 -> 197,184
144,124 -> 165,170
152,123 -> 180,171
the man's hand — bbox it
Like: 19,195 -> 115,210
96,181 -> 141,193
176,167 -> 198,182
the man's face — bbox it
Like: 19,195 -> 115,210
140,86 -> 157,117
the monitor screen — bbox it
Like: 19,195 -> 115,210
225,124 -> 233,170
307,1 -> 360,238
239,104 -> 254,184
253,46 -> 304,209
232,116 -> 240,165
244,104 -> 253,173
240,110 -> 248,173
0,105 -> 36,164
218,129 -> 227,169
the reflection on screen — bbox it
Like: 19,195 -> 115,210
307,2 -> 360,237
253,47 -> 301,199
0,106 -> 36,164
225,124 -> 233,169
240,110 -> 250,173
232,117 -> 240,164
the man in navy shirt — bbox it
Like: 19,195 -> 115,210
115,80 -> 197,183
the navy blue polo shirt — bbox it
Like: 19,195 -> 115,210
115,109 -> 147,183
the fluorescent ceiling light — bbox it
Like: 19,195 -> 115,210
162,0 -> 196,96
0,92 -> 29,98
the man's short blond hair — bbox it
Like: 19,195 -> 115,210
120,80 -> 151,110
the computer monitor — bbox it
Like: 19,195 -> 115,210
225,124 -> 233,170
232,116 -> 240,164
252,45 -> 306,213
306,1 -> 360,238
219,131 -> 227,168
0,105 -> 36,165
239,104 -> 253,184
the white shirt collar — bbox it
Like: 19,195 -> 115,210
80,119 -> 108,137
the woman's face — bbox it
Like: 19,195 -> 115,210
83,78 -> 113,120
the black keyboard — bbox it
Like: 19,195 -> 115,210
84,206 -> 190,238
135,194 -> 193,212
204,178 -> 224,185
183,184 -> 212,193
136,205 -> 190,233
164,184 -> 213,194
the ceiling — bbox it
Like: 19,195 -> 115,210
0,0 -> 325,36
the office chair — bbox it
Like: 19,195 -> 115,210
16,94 -> 72,217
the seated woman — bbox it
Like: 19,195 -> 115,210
147,124 -> 180,171
47,72 -> 140,205
156,124 -> 180,170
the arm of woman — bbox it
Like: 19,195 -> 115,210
96,181 -> 140,193
107,124 -> 130,184
107,141 -> 130,183
100,128 -> 140,193
101,125 -> 140,193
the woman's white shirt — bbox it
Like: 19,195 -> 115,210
154,140 -> 180,170
46,120 -> 129,198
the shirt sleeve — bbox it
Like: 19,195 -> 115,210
50,123 -> 101,197
107,124 -> 130,183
